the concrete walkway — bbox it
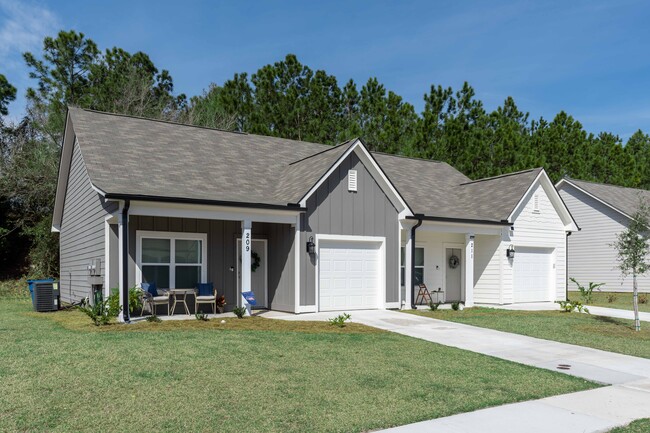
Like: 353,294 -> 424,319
482,301 -> 650,322
270,309 -> 650,432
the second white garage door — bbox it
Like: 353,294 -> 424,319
513,247 -> 553,303
319,240 -> 383,311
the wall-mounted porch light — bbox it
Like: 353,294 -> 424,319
306,236 -> 316,255
506,245 -> 515,259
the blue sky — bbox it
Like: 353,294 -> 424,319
1,0 -> 649,139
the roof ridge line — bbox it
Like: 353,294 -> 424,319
566,177 -> 650,193
460,167 -> 542,185
287,139 -> 356,166
70,105 -> 250,135
371,150 -> 446,164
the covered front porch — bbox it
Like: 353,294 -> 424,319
401,218 -> 508,309
104,200 -> 301,321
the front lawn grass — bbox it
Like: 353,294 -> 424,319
580,291 -> 650,313
407,308 -> 650,359
0,299 -> 597,433
609,418 -> 650,432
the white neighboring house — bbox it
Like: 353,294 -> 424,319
556,178 -> 650,293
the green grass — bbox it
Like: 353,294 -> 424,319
0,299 -> 597,433
578,291 -> 650,313
407,308 -> 650,359
609,419 -> 650,432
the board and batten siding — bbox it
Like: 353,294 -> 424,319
300,152 -> 399,307
506,182 -> 567,302
59,139 -> 118,303
559,185 -> 650,293
127,216 -> 295,312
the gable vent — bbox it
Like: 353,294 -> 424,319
348,170 -> 358,192
533,193 -> 540,213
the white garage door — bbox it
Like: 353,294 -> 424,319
513,247 -> 553,303
319,240 -> 382,311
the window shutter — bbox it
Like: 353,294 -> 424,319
348,170 -> 358,192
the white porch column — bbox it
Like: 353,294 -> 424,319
117,211 -> 127,323
465,233 -> 475,307
404,227 -> 414,309
241,219 -> 252,315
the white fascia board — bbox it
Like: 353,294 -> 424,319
416,220 -> 503,236
508,170 -> 579,232
556,178 -> 632,221
128,200 -> 301,224
298,139 -> 413,216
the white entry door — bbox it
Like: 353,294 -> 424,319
318,240 -> 382,311
513,247 -> 553,303
237,239 -> 268,308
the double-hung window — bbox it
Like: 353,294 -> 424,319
137,232 -> 207,289
400,246 -> 425,286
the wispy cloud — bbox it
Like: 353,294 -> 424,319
0,0 -> 60,66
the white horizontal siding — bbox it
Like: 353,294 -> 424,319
473,234 -> 502,304
559,185 -> 650,293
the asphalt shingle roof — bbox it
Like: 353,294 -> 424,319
564,178 -> 650,218
68,107 -> 542,223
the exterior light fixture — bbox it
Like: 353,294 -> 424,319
506,245 -> 515,259
306,236 -> 316,255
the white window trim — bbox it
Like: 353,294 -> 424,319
135,230 -> 207,289
400,245 -> 425,288
314,234 -> 386,312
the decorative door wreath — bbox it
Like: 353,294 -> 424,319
448,255 -> 460,269
251,251 -> 261,272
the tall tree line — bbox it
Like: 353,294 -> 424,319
1,30 -> 649,277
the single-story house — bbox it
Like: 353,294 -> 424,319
556,177 -> 650,293
52,107 -> 578,320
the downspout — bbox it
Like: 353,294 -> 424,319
410,215 -> 423,308
122,200 -> 131,323
565,231 -> 571,301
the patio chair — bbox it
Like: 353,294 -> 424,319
195,282 -> 217,314
139,282 -> 170,316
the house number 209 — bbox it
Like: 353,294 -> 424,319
245,232 -> 250,252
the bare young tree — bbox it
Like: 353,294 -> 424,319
612,198 -> 649,331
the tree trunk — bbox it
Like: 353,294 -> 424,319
633,273 -> 640,331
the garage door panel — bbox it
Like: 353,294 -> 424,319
319,240 -> 382,311
514,247 -> 553,303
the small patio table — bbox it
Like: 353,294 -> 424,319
169,288 -> 195,315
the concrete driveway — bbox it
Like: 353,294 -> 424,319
270,309 -> 650,432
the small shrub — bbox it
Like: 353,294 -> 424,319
145,315 -> 161,323
570,278 -> 604,304
428,301 -> 440,311
639,294 -> 648,304
107,286 -> 142,315
328,313 -> 351,327
451,302 -> 460,311
557,300 -> 589,314
233,306 -> 247,319
195,312 -> 209,321
77,298 -> 120,326
606,293 -> 618,303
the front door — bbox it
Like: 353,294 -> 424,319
445,247 -> 462,302
237,239 -> 268,308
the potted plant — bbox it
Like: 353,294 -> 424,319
216,295 -> 226,314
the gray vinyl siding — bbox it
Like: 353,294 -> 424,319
127,216 -> 295,312
59,139 -> 117,303
559,185 -> 650,292
300,152 -> 399,306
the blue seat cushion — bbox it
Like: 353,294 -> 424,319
147,282 -> 158,297
196,283 -> 213,297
